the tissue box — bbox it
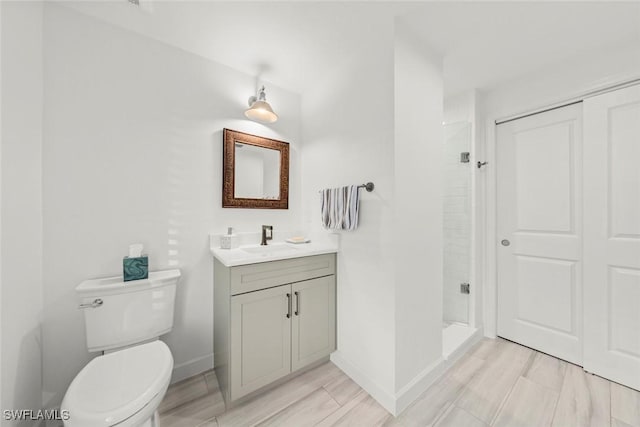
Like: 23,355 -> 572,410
123,256 -> 148,282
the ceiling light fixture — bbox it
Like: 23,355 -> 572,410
245,86 -> 278,124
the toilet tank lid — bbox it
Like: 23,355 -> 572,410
76,269 -> 181,296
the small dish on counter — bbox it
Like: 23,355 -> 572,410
286,237 -> 311,244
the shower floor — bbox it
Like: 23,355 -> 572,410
443,323 -> 477,360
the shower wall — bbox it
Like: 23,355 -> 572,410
443,121 -> 472,324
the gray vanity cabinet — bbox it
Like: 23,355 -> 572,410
214,253 -> 336,403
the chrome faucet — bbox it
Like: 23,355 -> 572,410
261,225 -> 273,246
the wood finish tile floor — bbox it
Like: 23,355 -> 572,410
159,338 -> 640,427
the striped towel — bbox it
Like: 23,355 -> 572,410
320,185 -> 360,231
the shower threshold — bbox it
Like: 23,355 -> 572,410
443,323 -> 478,360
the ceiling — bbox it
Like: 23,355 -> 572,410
58,1 -> 640,96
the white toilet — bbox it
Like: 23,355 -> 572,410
61,269 -> 181,427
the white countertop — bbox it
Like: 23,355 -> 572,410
210,233 -> 339,267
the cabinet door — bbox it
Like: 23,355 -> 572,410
231,284 -> 292,400
291,276 -> 336,371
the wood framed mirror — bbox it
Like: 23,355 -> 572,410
223,128 -> 289,209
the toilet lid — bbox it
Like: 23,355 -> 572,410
62,341 -> 173,427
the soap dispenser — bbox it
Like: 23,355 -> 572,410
220,227 -> 239,249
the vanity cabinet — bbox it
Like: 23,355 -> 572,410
214,253 -> 336,403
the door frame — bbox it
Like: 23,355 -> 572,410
483,76 -> 640,338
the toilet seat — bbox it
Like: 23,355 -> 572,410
62,341 -> 173,427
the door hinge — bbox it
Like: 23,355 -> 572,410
460,283 -> 470,294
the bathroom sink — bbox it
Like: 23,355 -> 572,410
210,234 -> 338,267
241,244 -> 299,256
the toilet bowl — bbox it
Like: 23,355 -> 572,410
61,269 -> 181,427
62,341 -> 173,427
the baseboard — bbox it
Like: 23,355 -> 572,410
170,353 -> 214,384
394,356 -> 446,415
331,327 -> 485,417
331,351 -> 446,416
394,327 -> 485,415
330,351 -> 397,415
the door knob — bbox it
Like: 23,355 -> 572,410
501,239 -> 511,247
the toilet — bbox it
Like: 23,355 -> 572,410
61,269 -> 181,427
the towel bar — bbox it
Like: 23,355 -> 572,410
318,182 -> 375,193
358,182 -> 375,192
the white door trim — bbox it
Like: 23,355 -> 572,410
483,77 -> 640,339
484,117 -> 499,338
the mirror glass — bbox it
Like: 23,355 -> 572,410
233,143 -> 281,199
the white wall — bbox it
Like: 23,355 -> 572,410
444,91 -> 477,124
301,13 -> 398,410
301,15 -> 445,415
0,1 -> 45,423
481,42 -> 640,338
393,23 -> 444,407
483,42 -> 640,119
41,4 -> 302,407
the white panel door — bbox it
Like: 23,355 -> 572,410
497,103 -> 583,365
583,85 -> 640,391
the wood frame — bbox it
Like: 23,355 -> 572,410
222,128 -> 289,209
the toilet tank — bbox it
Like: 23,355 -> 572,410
76,269 -> 181,352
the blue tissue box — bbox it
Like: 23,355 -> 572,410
123,256 -> 148,282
